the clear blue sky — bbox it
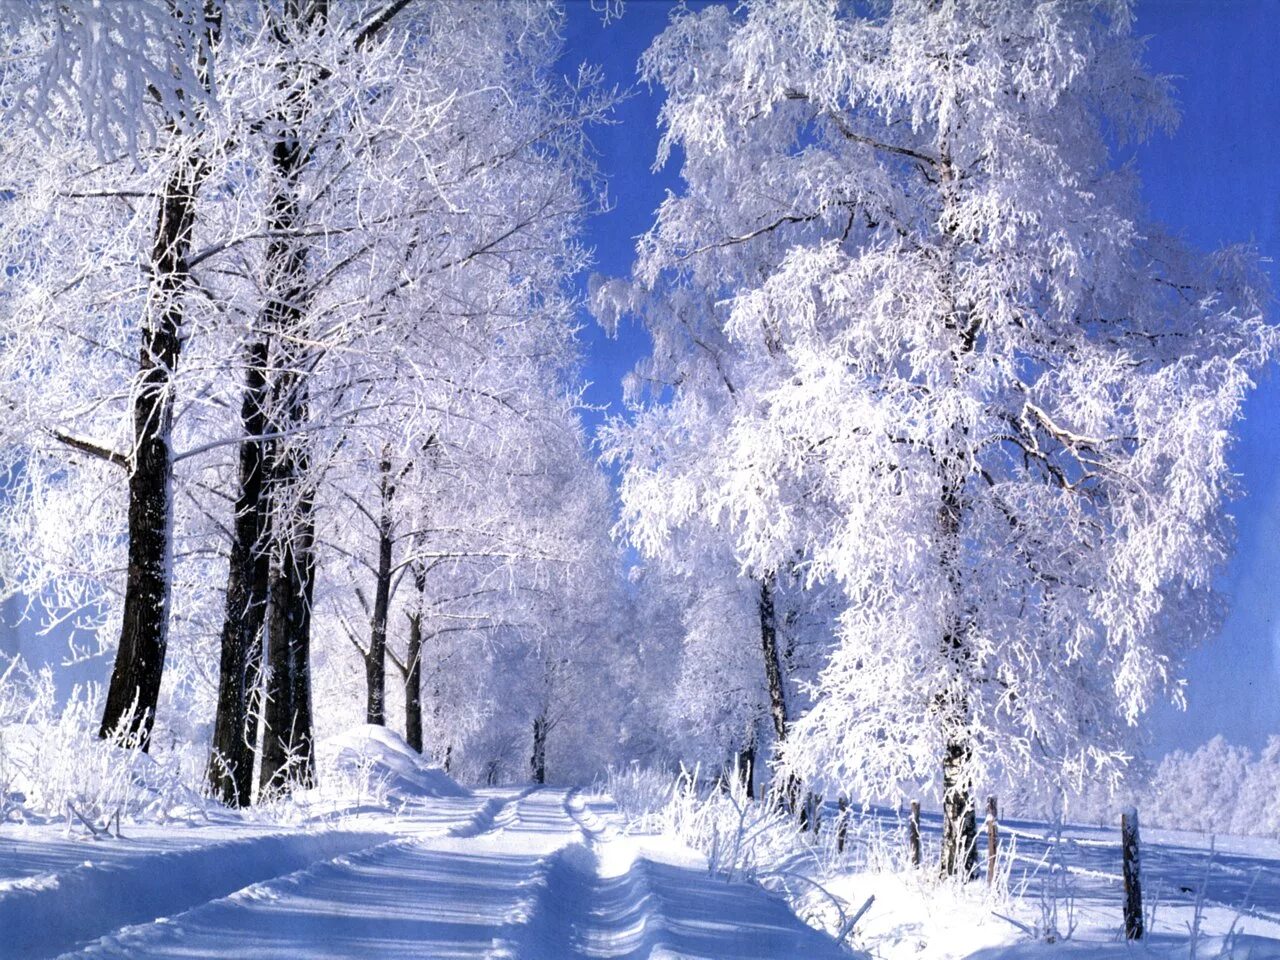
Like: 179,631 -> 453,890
562,0 -> 1280,757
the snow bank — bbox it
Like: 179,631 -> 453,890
315,725 -> 470,801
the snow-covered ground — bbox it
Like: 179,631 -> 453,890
0,730 -> 849,959
794,806 -> 1280,960
4,729 -> 1279,959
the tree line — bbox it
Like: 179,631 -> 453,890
0,0 -> 1270,879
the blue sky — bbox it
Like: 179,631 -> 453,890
563,0 -> 1280,756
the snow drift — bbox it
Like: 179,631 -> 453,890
315,725 -> 470,801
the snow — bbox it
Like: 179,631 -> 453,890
0,786 -> 851,959
313,724 -> 471,802
3,756 -> 1280,959
789,807 -> 1280,960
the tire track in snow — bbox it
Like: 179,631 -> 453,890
492,788 -> 850,959
60,809 -> 570,960
59,836 -> 424,959
45,789 -> 851,959
448,786 -> 537,839
1,828 -> 394,960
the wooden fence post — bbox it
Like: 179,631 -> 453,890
985,796 -> 998,886
908,799 -> 922,867
1122,806 -> 1143,939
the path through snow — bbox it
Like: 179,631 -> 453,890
5,789 -> 850,959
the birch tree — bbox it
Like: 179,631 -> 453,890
606,0 -> 1272,875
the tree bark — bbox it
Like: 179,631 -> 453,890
530,712 -> 548,785
246,0 -> 330,793
759,575 -> 806,818
1122,807 -> 1144,939
365,448 -> 395,725
206,339 -> 273,805
403,560 -> 426,753
908,799 -> 922,867
938,480 -> 977,879
758,576 -> 788,745
100,3 -> 221,751
935,100 -> 980,880
259,477 -> 317,795
208,77 -> 314,804
736,723 -> 756,799
99,148 -> 207,750
985,795 -> 999,886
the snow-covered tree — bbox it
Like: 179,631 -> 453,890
0,0 -> 220,156
604,0 -> 1272,874
0,0 -> 616,806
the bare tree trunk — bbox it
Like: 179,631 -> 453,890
100,147 -> 208,750
937,476 -> 977,879
940,743 -> 977,878
403,560 -> 426,753
758,575 -> 788,745
908,800 -> 922,867
1122,807 -> 1144,939
249,11 -> 319,792
985,795 -> 999,886
365,448 -> 394,725
207,338 -> 272,805
530,712 -> 548,785
759,575 -> 806,818
100,5 -> 221,751
259,478 -> 316,794
736,722 -> 756,799
934,111 -> 981,880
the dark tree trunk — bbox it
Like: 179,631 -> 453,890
530,713 -> 548,785
908,800 -> 922,867
366,448 -> 395,725
206,0 -> 326,806
207,338 -> 273,806
259,479 -> 317,795
99,149 -> 207,750
1122,807 -> 1144,939
404,561 -> 426,753
758,576 -> 788,745
934,122 -> 982,880
940,740 -> 977,878
736,727 -> 756,799
100,3 -> 221,751
247,0 -> 326,793
759,575 -> 806,817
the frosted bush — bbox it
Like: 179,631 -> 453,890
0,655 -> 200,826
605,763 -> 839,881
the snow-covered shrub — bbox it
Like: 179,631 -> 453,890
608,762 -> 837,882
597,762 -> 679,828
0,655 -> 199,825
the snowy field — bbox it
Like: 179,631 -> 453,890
2,729 -> 1278,960
814,807 -> 1280,960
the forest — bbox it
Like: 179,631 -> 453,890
0,2 -> 1276,959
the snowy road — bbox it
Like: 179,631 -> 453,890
6,789 -> 849,960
